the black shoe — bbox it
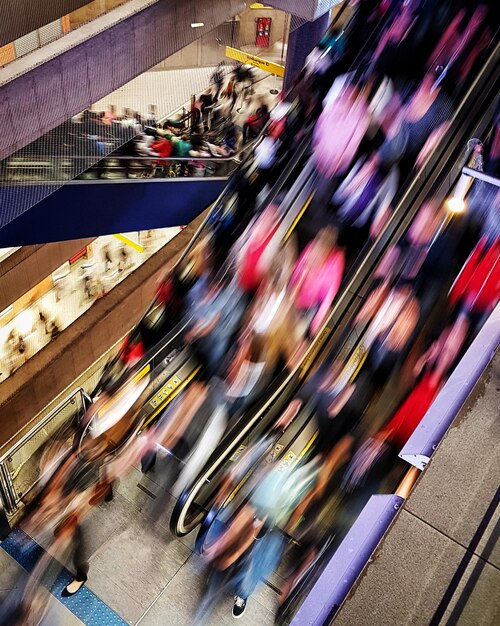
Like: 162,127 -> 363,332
233,596 -> 247,619
104,484 -> 114,502
62,576 -> 87,597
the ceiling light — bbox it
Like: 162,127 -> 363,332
191,22 -> 204,28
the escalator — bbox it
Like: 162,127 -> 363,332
170,41 -> 499,538
183,67 -> 499,626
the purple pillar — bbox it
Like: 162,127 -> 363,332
283,12 -> 330,93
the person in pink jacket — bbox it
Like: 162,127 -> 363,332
313,79 -> 370,180
290,227 -> 345,337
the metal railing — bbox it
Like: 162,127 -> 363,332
1,141 -> 256,184
0,387 -> 91,515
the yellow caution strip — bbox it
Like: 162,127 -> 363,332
133,363 -> 151,383
225,46 -> 285,77
284,192 -> 315,241
114,233 -> 144,253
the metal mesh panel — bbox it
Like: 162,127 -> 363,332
2,389 -> 87,506
38,19 -> 64,47
13,31 -> 39,57
0,0 -> 252,231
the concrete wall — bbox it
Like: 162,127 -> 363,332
0,0 -> 246,162
267,0 -> 341,20
153,7 -> 287,71
153,21 -> 239,70
0,0 -> 92,47
0,239 -> 94,312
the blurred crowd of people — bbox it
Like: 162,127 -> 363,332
78,62 -> 272,181
1,0 -> 498,624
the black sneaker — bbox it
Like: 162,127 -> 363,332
233,596 -> 247,619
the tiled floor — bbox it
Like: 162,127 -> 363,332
1,462 -> 278,626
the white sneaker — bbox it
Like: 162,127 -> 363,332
232,596 -> 247,619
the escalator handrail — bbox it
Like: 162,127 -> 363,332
170,42 -> 500,536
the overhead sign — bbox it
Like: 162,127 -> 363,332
225,46 -> 285,77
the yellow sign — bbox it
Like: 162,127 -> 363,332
114,233 -> 144,253
225,46 -> 285,78
250,3 -> 273,7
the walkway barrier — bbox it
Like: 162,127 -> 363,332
289,302 -> 499,625
290,495 -> 405,626
399,303 -> 500,469
0,387 -> 91,516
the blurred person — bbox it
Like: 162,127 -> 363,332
222,76 -> 238,112
313,77 -> 371,180
103,104 -> 118,124
289,227 -> 345,337
253,102 -> 292,174
103,244 -> 114,272
242,103 -> 270,143
370,201 -> 456,317
152,271 -> 246,459
426,4 -> 491,88
145,103 -> 158,127
465,123 -> 500,245
49,320 -> 61,340
38,308 -> 50,335
332,157 -> 399,249
276,364 -> 376,532
207,123 -> 239,157
152,134 -> 174,158
199,440 -> 320,619
134,132 -> 158,157
118,247 -> 130,273
210,61 -> 226,101
225,241 -> 299,410
236,203 -> 282,295
189,134 -> 211,158
354,280 -> 420,386
448,234 -> 500,335
82,274 -> 93,302
378,67 -> 453,177
342,317 -> 471,494
54,276 -> 65,302
171,134 -> 193,158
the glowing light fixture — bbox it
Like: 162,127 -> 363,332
17,309 -> 34,335
446,197 -> 466,214
191,22 -> 205,28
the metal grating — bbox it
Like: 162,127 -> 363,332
38,19 -> 64,47
13,30 -> 39,58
